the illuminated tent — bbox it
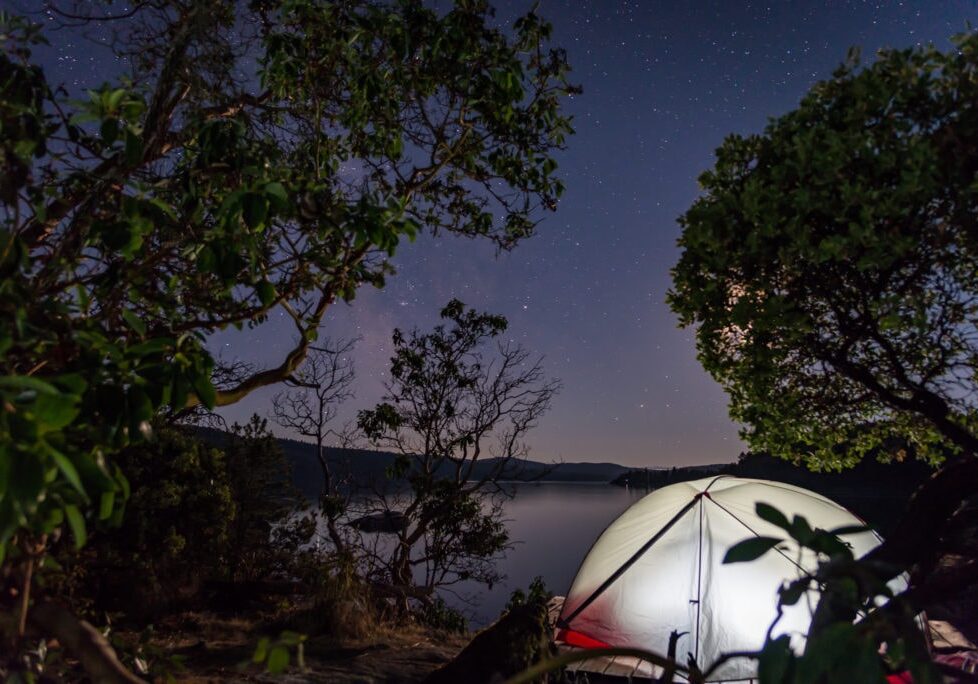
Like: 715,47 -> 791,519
555,476 -> 904,682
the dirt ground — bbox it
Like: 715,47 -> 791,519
122,610 -> 470,683
105,573 -> 978,684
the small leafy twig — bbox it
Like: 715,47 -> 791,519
250,631 -> 306,675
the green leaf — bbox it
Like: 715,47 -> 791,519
41,555 -> 63,572
50,448 -> 85,495
124,128 -> 143,165
266,645 -> 289,673
53,373 -> 87,396
847,636 -> 886,683
190,373 -> 216,410
106,88 -> 126,111
828,524 -> 872,537
171,376 -> 189,411
122,98 -> 145,120
0,445 -> 10,497
197,245 -> 216,272
99,490 -> 115,520
69,111 -> 99,126
128,338 -> 174,357
256,280 -> 277,306
34,392 -> 80,430
127,387 -> 154,424
149,197 -> 177,220
796,623 -> 862,683
879,313 -> 902,330
264,182 -> 288,209
9,453 -> 46,504
807,530 -> 853,558
789,515 -> 814,545
64,504 -> 87,549
387,134 -> 403,158
122,309 -> 147,337
242,193 -> 268,230
778,579 -> 809,606
757,635 -> 793,684
252,637 -> 269,664
101,117 -> 119,145
117,469 -> 131,500
723,536 -> 783,564
755,502 -> 791,531
0,375 -> 60,396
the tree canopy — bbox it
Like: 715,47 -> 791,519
669,32 -> 978,470
668,38 -> 978,678
0,0 -> 575,567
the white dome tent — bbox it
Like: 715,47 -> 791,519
555,476 -> 905,682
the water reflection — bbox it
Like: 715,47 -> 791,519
306,483 -> 647,627
455,483 -> 646,627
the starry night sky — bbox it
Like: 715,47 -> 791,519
30,1 -> 978,467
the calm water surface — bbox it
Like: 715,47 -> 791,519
452,483 -> 646,627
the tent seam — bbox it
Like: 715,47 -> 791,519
705,496 -> 814,579
559,495 -> 701,628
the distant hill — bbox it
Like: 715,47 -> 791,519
193,426 -> 630,501
611,463 -> 728,489
193,425 -> 932,533
611,453 -> 933,536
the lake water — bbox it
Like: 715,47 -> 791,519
448,483 -> 647,627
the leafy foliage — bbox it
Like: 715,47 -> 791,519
114,625 -> 188,683
430,576 -> 556,684
669,32 -> 978,469
250,630 -> 306,676
0,0 -> 574,575
73,426 -> 234,617
665,33 -> 978,684
418,596 -> 468,634
223,416 -> 315,584
724,503 -> 935,684
0,1 -> 575,677
44,420 -> 311,619
506,575 -> 552,613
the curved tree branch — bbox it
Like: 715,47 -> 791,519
29,601 -> 146,684
864,455 -> 978,579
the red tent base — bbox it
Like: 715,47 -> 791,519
555,628 -> 611,650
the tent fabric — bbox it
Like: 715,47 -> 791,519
557,476 -> 906,682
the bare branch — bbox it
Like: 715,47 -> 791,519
356,301 -> 558,608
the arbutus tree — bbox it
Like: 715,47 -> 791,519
669,33 -> 978,682
0,0 -> 576,677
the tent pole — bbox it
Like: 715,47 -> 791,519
694,493 -> 705,662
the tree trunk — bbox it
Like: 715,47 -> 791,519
391,544 -> 414,615
866,454 -> 978,580
809,454 -> 978,639
316,439 -> 332,497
